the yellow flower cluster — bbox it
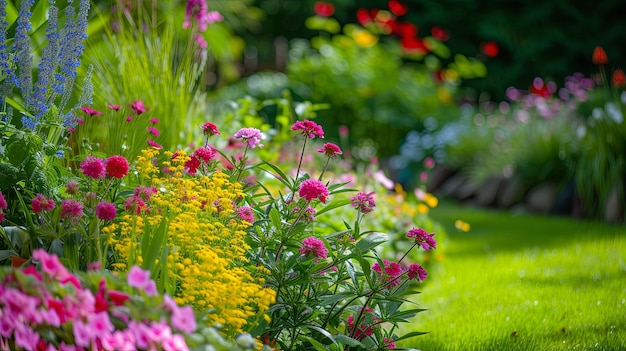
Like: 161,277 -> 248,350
110,148 -> 276,337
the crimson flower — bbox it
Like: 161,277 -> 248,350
201,122 -> 220,136
291,120 -> 324,139
388,0 -> 408,16
406,227 -> 436,250
313,1 -> 335,17
316,142 -> 342,157
105,155 -> 129,179
299,179 -> 329,203
592,46 -> 608,65
129,100 -> 147,114
611,69 -> 626,88
481,41 -> 499,57
80,156 -> 106,179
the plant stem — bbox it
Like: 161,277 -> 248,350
295,137 -> 308,178
318,157 -> 330,181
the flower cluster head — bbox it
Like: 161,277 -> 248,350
592,46 -> 608,65
372,259 -> 404,288
350,191 -> 376,214
299,236 -> 328,259
0,249 -> 199,351
105,155 -> 129,179
31,194 -> 55,213
316,142 -> 343,158
127,266 -> 157,296
81,106 -> 102,117
233,127 -> 264,148
95,201 -> 117,221
201,122 -> 220,136
291,120 -> 325,139
182,0 -> 223,32
406,227 -> 437,250
346,307 -> 380,341
61,199 -> 84,221
237,206 -> 255,223
407,263 -> 428,281
299,179 -> 329,203
0,192 -> 6,222
134,186 -> 158,202
129,100 -> 147,114
80,156 -> 106,179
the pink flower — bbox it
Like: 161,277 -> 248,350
147,127 -> 160,137
80,156 -> 105,179
299,179 -> 329,203
162,334 -> 189,351
134,186 -> 158,202
87,311 -> 114,335
313,1 -> 335,17
60,199 -> 84,220
80,106 -> 102,116
127,265 -> 154,293
372,259 -> 403,288
423,157 -> 435,169
124,196 -> 147,214
383,336 -> 396,349
407,263 -> 428,281
125,115 -> 133,122
350,191 -> 376,214
14,324 -> 40,350
291,120 -> 324,138
183,0 -> 223,31
193,146 -> 216,163
65,180 -> 79,195
299,237 -> 328,259
170,305 -> 196,334
237,206 -> 254,222
184,156 -> 201,175
201,122 -> 220,136
130,100 -> 147,114
150,118 -> 159,124
32,249 -> 71,281
316,142 -> 342,157
107,104 -> 121,110
72,320 -> 94,348
233,127 -> 264,148
105,155 -> 129,179
0,192 -> 6,210
108,290 -> 130,306
346,307 -> 379,340
406,227 -> 436,250
95,201 -> 116,221
147,140 -> 163,149
31,194 -> 55,213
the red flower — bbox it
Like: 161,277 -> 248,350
356,8 -> 372,25
291,120 -> 325,138
105,155 -> 129,179
480,41 -> 499,57
95,201 -> 117,221
80,156 -> 106,179
388,0 -> 408,16
401,36 -> 429,54
397,21 -> 418,38
201,122 -> 220,136
313,1 -> 335,17
592,46 -> 608,65
611,69 -> 626,88
431,26 -> 449,41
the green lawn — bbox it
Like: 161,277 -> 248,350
399,201 -> 626,351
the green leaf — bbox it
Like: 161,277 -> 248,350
0,250 -> 18,262
355,232 -> 388,253
394,330 -> 430,342
315,198 -> 352,216
308,326 -> 338,346
269,207 -> 282,231
298,336 -> 327,351
141,217 -> 169,273
333,334 -> 364,347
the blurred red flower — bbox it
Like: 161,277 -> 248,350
481,41 -> 499,57
592,46 -> 608,65
431,26 -> 450,41
612,69 -> 626,88
314,1 -> 335,17
388,0 -> 408,16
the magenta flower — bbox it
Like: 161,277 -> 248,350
406,227 -> 437,250
298,179 -> 329,203
201,122 -> 220,136
170,305 -> 197,334
233,127 -> 264,148
66,180 -> 79,195
372,259 -> 403,288
134,186 -> 158,202
0,191 -> 6,210
80,156 -> 106,179
193,146 -> 216,163
105,155 -> 129,179
183,0 -> 223,31
125,116 -> 133,122
60,199 -> 84,220
346,307 -> 379,341
129,100 -> 147,114
237,206 -> 255,222
147,140 -> 163,149
407,263 -> 428,281
184,156 -> 202,175
291,120 -> 324,138
31,194 -> 55,213
95,201 -> 116,221
80,106 -> 102,116
350,191 -> 376,214
127,266 -> 153,292
150,118 -> 159,124
316,142 -> 342,157
147,127 -> 160,137
299,237 -> 328,259
107,104 -> 121,110
124,196 -> 147,214
383,337 -> 396,349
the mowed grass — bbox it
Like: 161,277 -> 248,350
398,201 -> 626,351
